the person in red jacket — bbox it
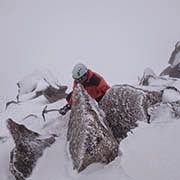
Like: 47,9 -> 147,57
59,63 -> 110,115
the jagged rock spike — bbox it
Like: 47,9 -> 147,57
7,118 -> 56,180
67,84 -> 119,172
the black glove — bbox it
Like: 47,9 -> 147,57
59,104 -> 71,115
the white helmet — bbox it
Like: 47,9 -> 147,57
72,63 -> 88,79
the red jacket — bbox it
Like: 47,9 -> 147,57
66,69 -> 110,105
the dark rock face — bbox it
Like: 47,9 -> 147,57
67,84 -> 119,172
168,41 -> 180,66
160,64 -> 180,78
99,85 -> 162,142
40,85 -> 67,103
160,41 -> 180,78
168,64 -> 180,78
160,66 -> 172,77
7,119 -> 55,180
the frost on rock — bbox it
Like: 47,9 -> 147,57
148,100 -> 180,123
99,84 -> 162,142
17,69 -> 59,94
139,68 -> 158,86
160,41 -> 180,78
7,119 -> 55,180
15,69 -> 67,103
168,41 -> 180,68
67,84 -> 119,172
139,67 -> 180,90
162,86 -> 180,102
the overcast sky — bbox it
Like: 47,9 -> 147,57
0,0 -> 180,99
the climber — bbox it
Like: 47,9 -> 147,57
59,63 -> 110,115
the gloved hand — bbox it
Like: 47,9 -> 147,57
59,104 -> 71,115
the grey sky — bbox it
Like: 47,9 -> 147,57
0,0 -> 180,99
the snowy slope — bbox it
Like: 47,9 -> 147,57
121,121 -> 180,180
0,78 -> 180,180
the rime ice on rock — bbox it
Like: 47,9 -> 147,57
139,68 -> 180,89
160,41 -> 180,78
67,84 -> 119,172
7,119 -> 55,180
168,41 -> 180,68
139,67 -> 157,86
148,100 -> 180,122
100,84 -> 162,141
17,69 -> 60,95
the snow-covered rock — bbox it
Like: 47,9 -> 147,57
139,67 -> 157,86
16,69 -> 67,103
160,41 -> 180,78
5,70 -> 68,110
1,69 -> 180,180
139,68 -> 180,92
168,41 -> 180,68
148,100 -> 180,123
17,69 -> 61,95
7,119 -> 55,180
100,84 -> 162,142
67,84 -> 119,172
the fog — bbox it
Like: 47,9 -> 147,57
0,0 -> 180,100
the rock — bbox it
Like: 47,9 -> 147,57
99,84 -> 162,142
168,64 -> 180,78
139,68 -> 179,89
5,70 -> 68,110
139,68 -> 157,86
15,69 -> 68,103
17,69 -> 60,95
7,119 -> 55,180
67,84 -> 119,172
42,85 -> 67,103
168,41 -> 180,67
160,41 -> 180,78
159,65 -> 172,76
148,100 -> 180,122
160,64 -> 180,78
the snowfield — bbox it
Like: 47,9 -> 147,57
0,76 -> 180,180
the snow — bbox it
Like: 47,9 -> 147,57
162,88 -> 180,102
121,121 -> 180,180
0,76 -> 180,180
17,69 -> 61,96
1,1 -> 180,179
